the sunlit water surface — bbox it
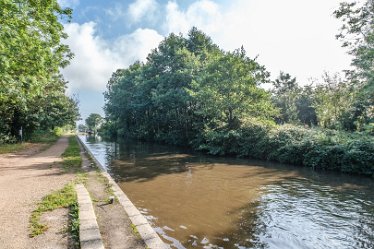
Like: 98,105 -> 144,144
80,135 -> 374,249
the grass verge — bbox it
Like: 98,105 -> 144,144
62,136 -> 82,172
28,130 -> 60,144
131,223 -> 141,238
0,143 -> 30,154
93,172 -> 117,203
29,183 -> 79,247
0,129 -> 61,154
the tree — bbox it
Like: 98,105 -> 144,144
313,73 -> 354,129
104,29 -> 277,145
78,124 -> 87,132
191,48 -> 275,130
334,0 -> 374,131
0,0 -> 78,141
296,85 -> 317,126
85,114 -> 103,134
272,72 -> 300,124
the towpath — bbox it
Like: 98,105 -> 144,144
0,137 -> 75,249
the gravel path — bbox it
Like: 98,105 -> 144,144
0,137 -> 75,249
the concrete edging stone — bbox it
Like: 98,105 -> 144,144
75,184 -> 105,249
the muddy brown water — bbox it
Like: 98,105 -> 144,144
80,136 -> 374,249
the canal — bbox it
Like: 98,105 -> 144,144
79,135 -> 374,249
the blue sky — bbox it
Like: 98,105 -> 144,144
59,0 -> 352,122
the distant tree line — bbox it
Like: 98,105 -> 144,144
0,0 -> 79,143
103,1 -> 373,176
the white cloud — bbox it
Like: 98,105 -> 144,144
163,0 -> 352,84
115,28 -> 164,62
62,22 -> 163,92
164,0 -> 221,34
128,0 -> 158,23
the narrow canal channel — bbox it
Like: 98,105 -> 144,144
79,135 -> 374,249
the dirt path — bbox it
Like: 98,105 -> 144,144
0,137 -> 75,249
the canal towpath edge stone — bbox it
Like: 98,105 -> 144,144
75,183 -> 105,249
77,136 -> 169,249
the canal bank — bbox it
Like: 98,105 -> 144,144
77,135 -> 168,249
79,135 -> 374,249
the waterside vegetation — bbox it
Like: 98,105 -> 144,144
103,1 -> 373,177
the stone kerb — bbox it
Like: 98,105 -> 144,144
75,184 -> 105,249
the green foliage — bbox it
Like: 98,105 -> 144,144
0,143 -> 29,154
312,73 -> 355,130
198,120 -> 374,176
104,28 -> 276,145
77,124 -> 87,132
28,130 -> 60,143
271,71 -> 369,132
0,133 -> 17,144
272,72 -> 300,124
85,113 -> 103,133
0,0 -> 79,142
103,27 -> 373,176
334,0 -> 374,130
69,202 -> 80,248
61,136 -> 82,171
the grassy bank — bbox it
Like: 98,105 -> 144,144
28,130 -> 61,144
0,143 -> 31,154
197,120 -> 374,177
62,136 -> 82,172
0,127 -> 75,154
0,130 -> 61,154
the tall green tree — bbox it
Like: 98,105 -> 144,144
191,48 -> 275,130
296,85 -> 317,126
85,113 -> 103,134
0,0 -> 78,141
334,0 -> 374,131
104,28 -> 277,145
272,72 -> 300,124
313,73 -> 354,129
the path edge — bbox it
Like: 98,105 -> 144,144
75,183 -> 105,249
77,135 -> 169,249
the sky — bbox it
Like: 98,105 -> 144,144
58,0 -> 352,122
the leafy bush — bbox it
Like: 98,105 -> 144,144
28,130 -> 59,143
0,134 -> 17,144
197,120 -> 374,176
342,140 -> 374,175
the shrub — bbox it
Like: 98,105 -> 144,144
196,119 -> 374,176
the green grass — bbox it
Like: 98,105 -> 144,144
0,129 -> 63,154
29,183 -> 78,240
0,143 -> 30,154
62,136 -> 82,172
28,130 -> 60,143
69,202 -> 80,248
130,223 -> 141,238
74,172 -> 88,184
94,172 -> 117,203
